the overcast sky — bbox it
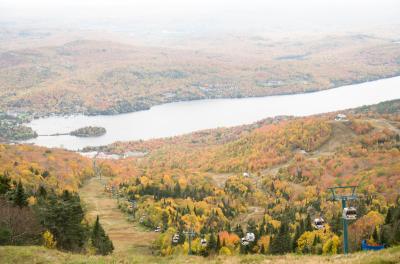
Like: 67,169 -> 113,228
1,0 -> 399,35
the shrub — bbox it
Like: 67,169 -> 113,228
43,230 -> 56,249
219,246 -> 232,255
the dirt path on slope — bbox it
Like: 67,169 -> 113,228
79,177 -> 158,254
312,121 -> 356,155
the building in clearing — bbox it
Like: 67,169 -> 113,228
335,114 -> 348,121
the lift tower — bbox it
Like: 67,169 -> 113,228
183,226 -> 196,255
328,186 -> 358,254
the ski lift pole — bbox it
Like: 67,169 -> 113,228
328,185 -> 358,255
184,226 -> 195,255
188,230 -> 192,255
341,198 -> 349,254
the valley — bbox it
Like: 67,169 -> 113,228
0,31 -> 400,118
2,100 -> 400,262
1,3 -> 400,261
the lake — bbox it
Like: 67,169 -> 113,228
23,76 -> 400,150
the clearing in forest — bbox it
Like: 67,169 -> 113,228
79,177 -> 158,254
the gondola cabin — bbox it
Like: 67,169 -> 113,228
313,217 -> 325,229
154,226 -> 161,232
172,234 -> 180,244
343,207 -> 357,220
245,232 -> 255,242
241,237 -> 249,246
200,238 -> 207,247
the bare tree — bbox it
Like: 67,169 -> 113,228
0,198 -> 43,245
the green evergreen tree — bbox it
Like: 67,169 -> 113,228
91,215 -> 114,255
258,223 -> 265,237
305,214 -> 312,231
380,204 -> 400,246
12,180 -> 28,208
270,221 -> 291,254
207,232 -> 217,253
200,225 -> 207,235
240,241 -> 246,254
234,224 -> 244,238
385,207 -> 393,225
216,232 -> 221,250
331,213 -> 342,235
372,226 -> 379,242
312,234 -> 318,246
36,190 -> 87,252
380,226 -> 388,245
178,231 -> 186,244
174,182 -> 181,197
37,185 -> 47,198
292,225 -> 301,251
0,172 -> 11,195
394,223 -> 400,243
225,222 -> 231,232
41,170 -> 50,178
247,219 -> 257,234
161,211 -> 169,231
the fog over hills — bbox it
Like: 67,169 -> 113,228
1,0 -> 400,41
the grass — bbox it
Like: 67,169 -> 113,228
79,177 -> 158,253
1,245 -> 400,264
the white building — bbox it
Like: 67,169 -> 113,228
335,114 -> 348,121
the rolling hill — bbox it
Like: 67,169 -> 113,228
0,33 -> 400,116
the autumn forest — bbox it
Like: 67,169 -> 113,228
2,1 -> 400,263
1,99 -> 400,261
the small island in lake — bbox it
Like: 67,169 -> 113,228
70,126 -> 106,137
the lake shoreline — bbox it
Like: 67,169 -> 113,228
13,73 -> 400,122
20,75 -> 400,150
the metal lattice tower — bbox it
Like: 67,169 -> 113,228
328,186 -> 358,254
183,226 -> 196,255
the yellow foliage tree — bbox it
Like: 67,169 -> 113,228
297,227 -> 337,254
43,230 -> 56,249
257,235 -> 270,254
219,246 -> 232,255
322,235 -> 340,254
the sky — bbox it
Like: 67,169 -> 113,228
0,0 -> 399,35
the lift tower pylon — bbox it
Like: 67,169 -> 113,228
328,186 -> 358,254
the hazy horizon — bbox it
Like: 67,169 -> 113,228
1,0 -> 400,38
